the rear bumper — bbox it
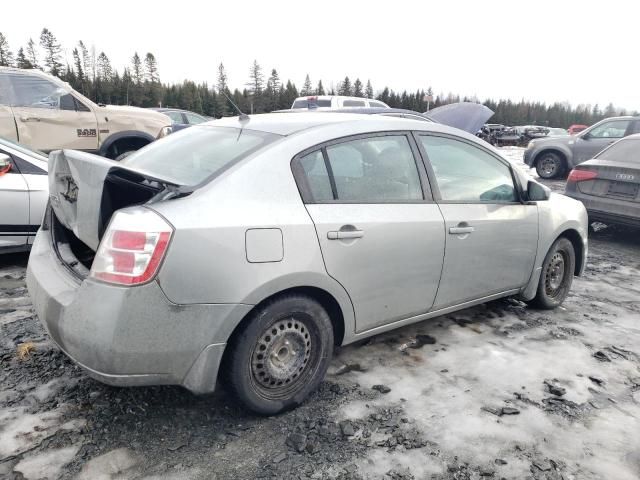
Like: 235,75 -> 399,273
26,229 -> 252,393
564,191 -> 640,228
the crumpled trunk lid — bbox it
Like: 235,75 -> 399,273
48,149 -> 180,252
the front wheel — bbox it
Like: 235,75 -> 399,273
224,294 -> 334,415
535,152 -> 565,179
528,237 -> 575,309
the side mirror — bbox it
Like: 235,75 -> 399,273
527,180 -> 550,201
581,131 -> 591,140
0,153 -> 12,176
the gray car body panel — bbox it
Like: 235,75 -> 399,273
27,113 -> 588,393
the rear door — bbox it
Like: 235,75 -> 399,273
7,71 -> 98,152
0,152 -> 30,251
416,134 -> 538,308
292,133 -> 446,332
573,119 -> 631,164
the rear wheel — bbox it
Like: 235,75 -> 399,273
225,295 -> 333,415
528,237 -> 575,309
536,152 -> 565,179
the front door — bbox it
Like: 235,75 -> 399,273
417,134 -> 538,308
0,154 -> 29,251
6,71 -> 98,152
573,119 -> 632,164
292,133 -> 446,332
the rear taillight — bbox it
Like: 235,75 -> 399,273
89,209 -> 173,286
567,169 -> 598,182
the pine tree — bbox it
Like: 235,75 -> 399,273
39,28 -> 63,76
316,80 -> 325,96
216,63 -> 230,116
16,48 -> 32,69
247,60 -> 264,113
301,74 -> 313,96
78,41 -> 91,80
265,69 -> 281,111
353,78 -> 363,97
143,53 -> 161,107
131,52 -> 143,84
144,53 -> 159,83
26,38 -> 39,69
0,33 -> 14,67
338,76 -> 352,96
365,80 -> 373,99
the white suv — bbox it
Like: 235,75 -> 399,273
291,95 -> 389,110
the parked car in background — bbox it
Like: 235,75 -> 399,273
291,95 -> 389,109
547,127 -> 569,137
568,124 -> 588,135
28,113 -> 587,415
280,102 -> 494,135
565,134 -> 640,227
477,124 -> 520,146
151,108 -> 209,132
524,116 -> 640,179
0,67 -> 172,160
0,137 -> 48,253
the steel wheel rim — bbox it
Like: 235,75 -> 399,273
251,317 -> 312,396
545,251 -> 566,297
540,157 -> 557,176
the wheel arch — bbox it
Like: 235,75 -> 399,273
99,130 -> 155,158
557,228 -> 585,276
534,148 -> 570,169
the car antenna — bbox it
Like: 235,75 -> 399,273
221,90 -> 250,122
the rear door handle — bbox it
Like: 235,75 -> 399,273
20,117 -> 41,122
327,230 -> 364,240
449,226 -> 475,235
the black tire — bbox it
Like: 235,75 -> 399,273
224,294 -> 334,415
114,150 -> 135,161
528,237 -> 575,309
535,152 -> 565,179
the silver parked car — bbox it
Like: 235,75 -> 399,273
27,113 -> 588,414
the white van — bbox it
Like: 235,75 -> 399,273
290,95 -> 389,110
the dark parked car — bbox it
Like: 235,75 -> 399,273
477,124 -> 520,146
524,116 -> 640,179
151,108 -> 209,132
565,134 -> 640,228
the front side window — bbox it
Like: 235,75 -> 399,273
369,101 -> 387,108
165,111 -> 184,124
588,120 -> 630,139
324,135 -> 423,202
419,135 -> 516,202
342,100 -> 366,107
7,73 -> 67,109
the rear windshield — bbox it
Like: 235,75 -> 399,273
595,138 -> 640,163
121,126 -> 280,186
292,99 -> 332,109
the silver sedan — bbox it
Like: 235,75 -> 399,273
27,113 -> 588,414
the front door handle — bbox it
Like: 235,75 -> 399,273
20,116 -> 41,122
449,226 -> 475,235
327,229 -> 364,240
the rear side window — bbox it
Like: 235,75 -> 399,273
419,135 -> 516,202
292,99 -> 331,108
122,126 -> 279,186
596,138 -> 640,163
165,111 -> 184,124
369,101 -> 387,108
296,135 -> 424,203
185,112 -> 206,124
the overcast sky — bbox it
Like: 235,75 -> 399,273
3,0 -> 639,111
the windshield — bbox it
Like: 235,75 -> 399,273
0,137 -> 47,159
121,126 -> 280,186
595,138 -> 640,163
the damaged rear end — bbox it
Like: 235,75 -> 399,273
46,149 -> 182,281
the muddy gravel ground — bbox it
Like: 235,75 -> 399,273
1,148 -> 639,480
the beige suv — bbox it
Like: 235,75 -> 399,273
0,67 -> 171,159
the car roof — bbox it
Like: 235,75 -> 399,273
207,112 -> 476,139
